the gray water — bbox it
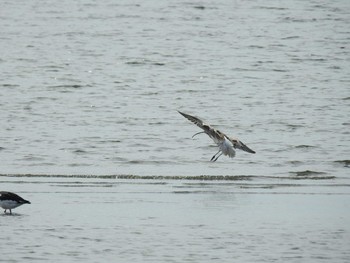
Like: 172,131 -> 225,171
0,0 -> 350,262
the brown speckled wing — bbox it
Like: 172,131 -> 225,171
178,111 -> 225,145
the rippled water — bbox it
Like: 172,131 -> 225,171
1,0 -> 349,177
1,0 -> 349,262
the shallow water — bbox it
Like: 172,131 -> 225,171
0,0 -> 350,262
1,176 -> 350,262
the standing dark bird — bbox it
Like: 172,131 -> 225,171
0,191 -> 31,214
178,111 -> 256,162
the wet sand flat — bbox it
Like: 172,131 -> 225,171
1,176 -> 349,262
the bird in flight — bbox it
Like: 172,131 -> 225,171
178,111 -> 255,162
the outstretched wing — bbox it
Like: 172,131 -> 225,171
230,138 -> 256,154
178,111 -> 225,145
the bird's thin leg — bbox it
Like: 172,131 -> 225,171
192,131 -> 205,138
4,209 -> 6,214
210,150 -> 221,161
9,209 -> 12,215
213,153 -> 223,162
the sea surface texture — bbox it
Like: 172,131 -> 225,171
0,0 -> 349,262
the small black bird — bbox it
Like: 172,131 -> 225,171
0,191 -> 31,214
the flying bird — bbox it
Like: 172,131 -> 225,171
178,111 -> 255,162
0,191 -> 31,214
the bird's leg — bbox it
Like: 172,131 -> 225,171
9,209 -> 12,215
4,209 -> 6,214
213,153 -> 223,162
210,150 -> 221,161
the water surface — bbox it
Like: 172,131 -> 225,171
1,176 -> 350,262
0,0 -> 349,262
